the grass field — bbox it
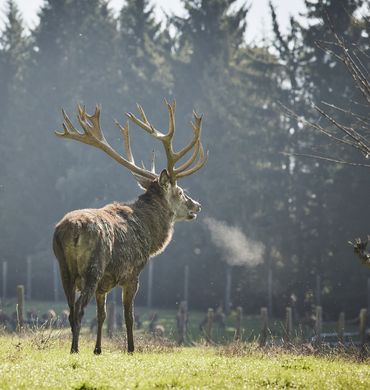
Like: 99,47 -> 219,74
2,299 -> 357,345
0,332 -> 369,390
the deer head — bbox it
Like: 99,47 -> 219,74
56,100 -> 207,221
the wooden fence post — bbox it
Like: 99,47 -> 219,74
337,312 -> 345,345
205,308 -> 214,343
16,285 -> 25,331
259,307 -> 268,347
285,306 -> 293,343
177,301 -> 188,345
225,266 -> 232,315
184,265 -> 189,304
235,306 -> 243,341
107,301 -> 116,338
314,306 -> 322,346
367,278 -> 370,322
359,308 -> 368,357
26,257 -> 32,301
2,261 -> 7,302
267,269 -> 273,316
315,275 -> 321,306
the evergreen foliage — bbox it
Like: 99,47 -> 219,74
0,0 -> 369,318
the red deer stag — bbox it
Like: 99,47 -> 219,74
53,101 -> 206,354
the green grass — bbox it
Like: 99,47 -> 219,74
0,333 -> 369,389
1,300 -> 323,344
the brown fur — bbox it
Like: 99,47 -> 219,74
53,176 -> 200,354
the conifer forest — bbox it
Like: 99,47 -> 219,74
0,0 -> 369,321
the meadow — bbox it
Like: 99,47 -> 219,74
1,300 -> 369,389
0,330 -> 369,389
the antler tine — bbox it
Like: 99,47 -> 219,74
138,151 -> 156,174
174,140 -> 200,174
172,111 -> 202,163
75,104 -> 106,142
126,106 -> 164,138
137,103 -> 149,123
150,150 -> 156,173
58,109 -> 80,136
164,99 -> 176,140
115,120 -> 134,163
176,142 -> 208,179
84,105 -> 106,141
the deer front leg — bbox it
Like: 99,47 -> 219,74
94,292 -> 107,355
122,279 -> 139,353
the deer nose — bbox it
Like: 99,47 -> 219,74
194,201 -> 201,212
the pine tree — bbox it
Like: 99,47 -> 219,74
0,0 -> 29,286
118,0 -> 172,108
0,0 -> 27,123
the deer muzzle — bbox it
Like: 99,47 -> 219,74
187,198 -> 201,220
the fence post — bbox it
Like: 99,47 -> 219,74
315,275 -> 321,306
2,261 -> 7,302
367,278 -> 370,322
225,266 -> 232,315
235,306 -> 243,341
16,285 -> 25,331
267,269 -> 273,316
26,256 -> 32,301
107,301 -> 116,338
314,306 -> 322,346
177,301 -> 188,345
205,308 -> 214,343
285,306 -> 293,343
184,265 -> 189,304
359,308 -> 368,357
337,312 -> 345,345
259,307 -> 268,347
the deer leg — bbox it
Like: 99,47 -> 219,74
57,262 -> 76,332
94,292 -> 107,355
67,289 -> 76,333
71,270 -> 100,354
122,279 -> 139,353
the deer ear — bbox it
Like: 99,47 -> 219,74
159,169 -> 171,189
133,173 -> 154,190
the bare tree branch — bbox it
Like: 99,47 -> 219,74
281,151 -> 370,168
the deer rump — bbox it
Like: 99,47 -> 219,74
54,207 -> 135,294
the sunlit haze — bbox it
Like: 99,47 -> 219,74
1,0 -> 305,41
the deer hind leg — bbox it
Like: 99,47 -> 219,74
122,279 -> 139,353
57,261 -> 76,332
94,292 -> 107,355
71,266 -> 101,354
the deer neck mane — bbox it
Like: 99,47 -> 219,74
132,183 -> 174,257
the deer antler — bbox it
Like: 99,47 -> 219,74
56,105 -> 157,180
56,101 -> 207,185
126,100 -> 207,183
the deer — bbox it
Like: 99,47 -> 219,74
52,101 -> 207,354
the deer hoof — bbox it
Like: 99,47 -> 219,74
94,347 -> 102,355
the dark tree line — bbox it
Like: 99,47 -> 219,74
0,0 -> 369,319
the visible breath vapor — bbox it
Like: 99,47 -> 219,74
204,217 -> 265,267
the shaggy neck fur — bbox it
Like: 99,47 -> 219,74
132,182 -> 174,257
